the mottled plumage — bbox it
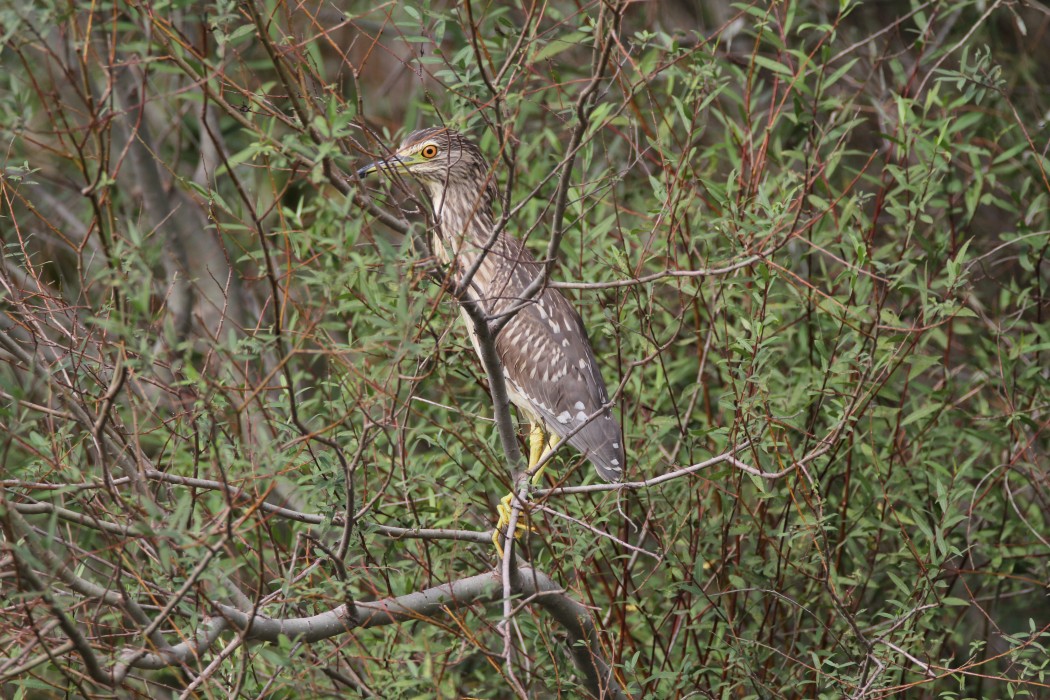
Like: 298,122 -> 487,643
359,127 -> 624,481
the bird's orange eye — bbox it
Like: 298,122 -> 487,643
420,144 -> 438,159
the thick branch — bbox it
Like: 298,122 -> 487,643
514,567 -> 629,700
115,566 -> 629,699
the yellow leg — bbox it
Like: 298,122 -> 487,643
528,422 -> 547,481
493,423 -> 553,556
533,432 -> 559,485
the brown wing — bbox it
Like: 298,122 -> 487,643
452,227 -> 624,481
495,290 -> 624,481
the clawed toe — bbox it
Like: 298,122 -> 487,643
492,491 -> 536,557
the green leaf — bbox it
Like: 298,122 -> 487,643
532,32 -> 588,62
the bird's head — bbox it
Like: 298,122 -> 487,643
357,127 -> 489,188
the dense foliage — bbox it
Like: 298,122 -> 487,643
1,1 -> 1047,698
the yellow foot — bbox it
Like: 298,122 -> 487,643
491,423 -> 559,558
492,490 -> 536,558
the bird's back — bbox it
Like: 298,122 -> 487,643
455,233 -> 625,482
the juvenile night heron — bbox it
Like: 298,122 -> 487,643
358,126 -> 624,552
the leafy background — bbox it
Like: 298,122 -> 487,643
0,0 -> 1047,698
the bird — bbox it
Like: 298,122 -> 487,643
357,126 -> 624,552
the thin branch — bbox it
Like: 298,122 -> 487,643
488,3 -> 625,336
2,496 -> 112,686
534,441 -> 754,496
532,503 -> 659,558
548,252 -> 768,289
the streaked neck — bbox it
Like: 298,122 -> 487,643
426,180 -> 497,252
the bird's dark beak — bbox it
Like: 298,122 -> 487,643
357,155 -> 409,178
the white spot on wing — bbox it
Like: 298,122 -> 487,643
574,401 -> 585,410
556,411 -> 570,424
610,458 -> 620,466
